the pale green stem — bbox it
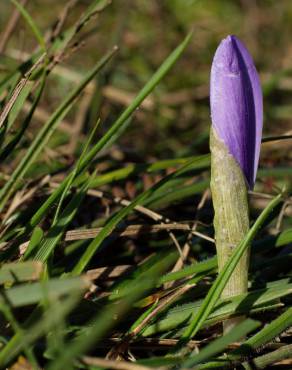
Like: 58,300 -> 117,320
243,344 -> 292,369
210,127 -> 249,333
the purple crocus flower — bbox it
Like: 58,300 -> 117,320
210,35 -> 263,189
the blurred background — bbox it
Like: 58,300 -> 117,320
0,3 -> 292,367
0,0 -> 291,238
1,0 -> 292,162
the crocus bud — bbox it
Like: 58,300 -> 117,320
209,35 -> 263,333
210,35 -> 263,189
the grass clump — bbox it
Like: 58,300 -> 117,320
0,1 -> 291,369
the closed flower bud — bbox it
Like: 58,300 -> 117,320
210,35 -> 263,333
210,35 -> 263,189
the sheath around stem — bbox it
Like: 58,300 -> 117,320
209,35 -> 263,333
210,127 -> 249,331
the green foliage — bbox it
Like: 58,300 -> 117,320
0,1 -> 291,369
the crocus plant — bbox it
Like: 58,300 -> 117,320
210,35 -> 263,332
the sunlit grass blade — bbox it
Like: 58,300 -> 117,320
243,344 -> 292,369
108,251 -> 178,301
159,257 -> 217,285
0,47 -> 117,213
182,319 -> 260,368
0,276 -> 89,307
0,261 -> 43,284
6,81 -> 33,131
47,253 -> 174,370
31,179 -> 91,263
27,31 -> 192,233
88,153 -> 210,188
0,293 -> 81,367
179,193 -> 283,342
72,157 -> 200,275
142,280 -> 292,337
0,303 -> 39,368
52,118 -> 101,225
0,74 -> 46,162
22,122 -> 100,261
22,226 -> 44,260
229,307 -> 292,360
79,31 -> 193,172
145,180 -> 209,209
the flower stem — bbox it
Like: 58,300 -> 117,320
210,128 -> 250,333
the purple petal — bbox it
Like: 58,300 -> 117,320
210,35 -> 263,189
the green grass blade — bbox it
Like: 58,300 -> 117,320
0,261 -> 43,284
183,319 -> 260,367
145,180 -> 209,209
47,252 -> 174,370
79,31 -> 193,172
27,31 -> 192,235
159,257 -> 217,285
49,0 -> 110,56
0,74 -> 46,162
52,119 -> 101,225
0,276 -> 89,307
88,154 -> 210,188
0,293 -> 81,367
32,180 -> 91,263
0,303 -> 40,368
72,158 -> 199,275
230,307 -> 292,360
6,82 -> 33,131
180,193 -> 283,341
0,48 -> 117,213
28,121 -> 101,262
243,344 -> 292,369
108,251 -> 178,301
22,226 -> 44,260
142,280 -> 292,337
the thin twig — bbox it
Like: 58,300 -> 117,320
48,0 -> 112,72
275,200 -> 289,232
82,356 -> 167,370
165,189 -> 210,288
262,133 -> 292,143
248,191 -> 274,199
10,221 -> 213,255
76,336 -> 237,350
49,0 -> 79,43
49,182 -> 214,250
86,265 -> 132,280
65,223 -> 193,241
131,283 -> 195,337
65,184 -> 214,242
106,284 -> 195,360
86,188 -> 214,242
